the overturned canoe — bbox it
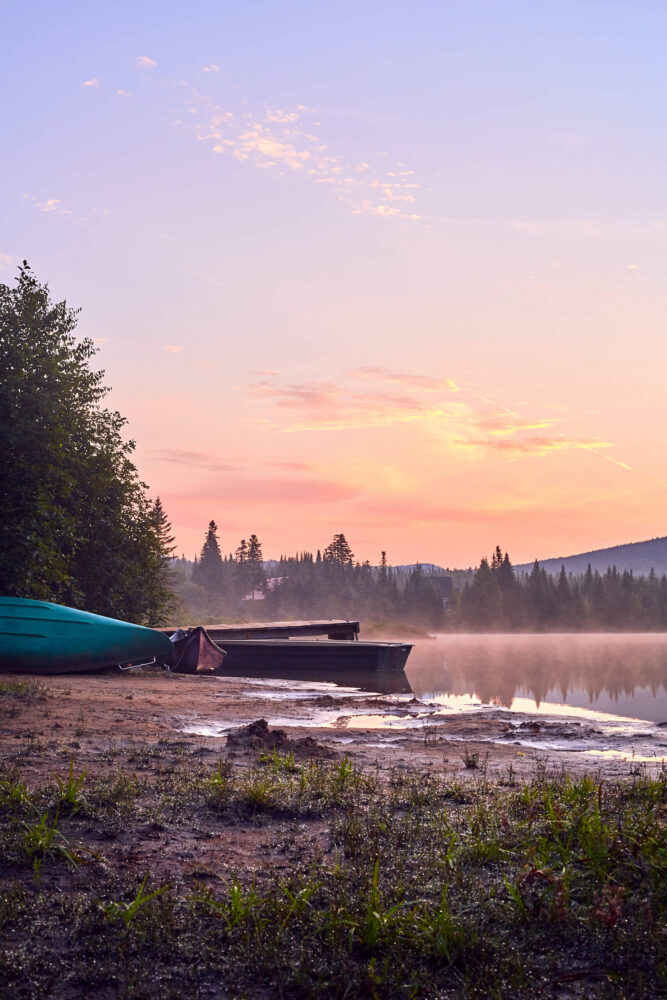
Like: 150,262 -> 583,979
0,597 -> 175,674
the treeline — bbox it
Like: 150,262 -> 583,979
173,524 -> 445,629
1,265 -> 175,625
447,546 -> 667,631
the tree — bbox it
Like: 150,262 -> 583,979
323,533 -> 354,567
0,263 -> 175,623
192,520 -> 225,592
246,533 -> 266,595
460,558 -> 503,629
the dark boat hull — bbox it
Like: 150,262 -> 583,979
214,638 -> 413,675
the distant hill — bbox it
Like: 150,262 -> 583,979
514,536 -> 667,578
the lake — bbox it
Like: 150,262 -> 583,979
406,633 -> 667,724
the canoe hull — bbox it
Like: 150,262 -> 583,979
0,598 -> 175,674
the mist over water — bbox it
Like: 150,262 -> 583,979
405,633 -> 667,724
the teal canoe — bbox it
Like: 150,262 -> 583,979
0,597 -> 175,674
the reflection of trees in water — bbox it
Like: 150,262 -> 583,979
406,635 -> 667,708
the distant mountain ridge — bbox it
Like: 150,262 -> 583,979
514,536 -> 667,578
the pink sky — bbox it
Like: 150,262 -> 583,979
4,2 -> 667,566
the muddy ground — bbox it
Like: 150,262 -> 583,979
2,668 -> 658,787
1,669 -> 665,1000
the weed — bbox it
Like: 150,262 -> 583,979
21,809 -> 92,881
0,766 -> 32,814
102,876 -> 169,927
195,880 -> 264,934
460,748 -> 481,769
0,680 -> 47,702
55,758 -> 87,814
204,759 -> 234,808
260,747 -> 297,772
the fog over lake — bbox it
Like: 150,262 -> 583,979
405,634 -> 667,724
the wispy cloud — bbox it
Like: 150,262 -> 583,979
470,415 -> 557,437
0,252 -> 14,269
151,449 -> 238,472
244,366 -> 651,484
161,344 -> 183,353
349,367 -> 460,393
457,435 -> 613,458
36,198 -> 72,215
81,78 -> 99,88
175,475 -> 360,506
117,89 -> 131,97
136,56 -> 157,68
186,91 -> 422,221
24,193 -> 113,237
200,65 -> 219,73
247,376 -> 457,431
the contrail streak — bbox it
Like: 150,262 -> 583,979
177,265 -> 231,289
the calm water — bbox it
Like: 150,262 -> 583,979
180,634 -> 667,762
406,633 -> 667,724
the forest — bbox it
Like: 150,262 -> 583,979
173,523 -> 446,630
175,528 -> 667,633
448,546 -> 667,631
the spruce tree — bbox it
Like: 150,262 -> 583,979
323,533 -> 354,566
193,521 -> 224,592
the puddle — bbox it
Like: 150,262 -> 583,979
219,677 -> 365,701
176,673 -> 667,767
583,749 -> 667,763
180,721 -> 233,738
329,713 -> 433,730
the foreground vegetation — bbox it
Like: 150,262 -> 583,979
0,745 -> 665,998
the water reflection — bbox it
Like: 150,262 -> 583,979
406,634 -> 667,723
219,662 -> 412,695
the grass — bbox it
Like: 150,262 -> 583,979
0,749 -> 665,998
0,679 -> 47,700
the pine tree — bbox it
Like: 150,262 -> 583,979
246,533 -> 266,596
144,497 -> 177,623
460,558 -> 503,629
323,533 -> 354,566
192,520 -> 224,591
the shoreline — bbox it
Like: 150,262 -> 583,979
1,669 -> 663,784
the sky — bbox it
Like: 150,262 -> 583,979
3,0 -> 667,567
